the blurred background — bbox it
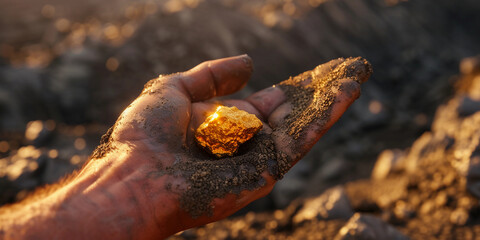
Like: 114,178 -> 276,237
1,0 -> 480,238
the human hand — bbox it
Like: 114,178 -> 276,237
80,54 -> 371,238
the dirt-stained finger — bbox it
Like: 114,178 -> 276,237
268,57 -> 371,169
276,79 -> 361,164
181,55 -> 253,102
245,86 -> 287,121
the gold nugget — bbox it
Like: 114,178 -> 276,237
195,106 -> 263,157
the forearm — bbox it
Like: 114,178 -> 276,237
0,146 -> 176,239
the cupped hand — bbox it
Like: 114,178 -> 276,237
83,55 -> 371,238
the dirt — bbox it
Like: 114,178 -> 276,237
279,57 -> 372,139
174,211 -> 347,239
163,57 -> 371,218
90,124 -> 116,159
166,132 -> 284,218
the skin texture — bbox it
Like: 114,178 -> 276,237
0,55 -> 369,239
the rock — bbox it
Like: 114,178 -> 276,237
0,66 -> 46,131
0,89 -> 24,132
444,110 -> 480,198
24,120 -> 56,147
349,85 -> 390,129
454,56 -> 480,99
468,76 -> 480,99
293,186 -> 353,224
371,149 -> 405,180
434,191 -> 448,207
404,132 -> 433,173
419,200 -> 435,215
457,96 -> 480,117
271,175 -> 305,209
271,160 -> 310,209
195,106 -> 262,157
0,146 -> 42,181
460,55 -> 480,75
450,208 -> 469,226
466,145 -> 480,199
346,176 -> 408,211
335,213 -> 409,240
318,157 -> 350,181
0,145 -> 48,204
466,178 -> 480,199
393,200 -> 415,221
47,48 -> 99,123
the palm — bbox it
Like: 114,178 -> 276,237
104,55 -> 371,232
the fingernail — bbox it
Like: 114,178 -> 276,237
339,80 -> 361,100
239,54 -> 253,72
344,57 -> 373,84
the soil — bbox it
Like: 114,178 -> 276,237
90,124 -> 116,159
279,57 -> 372,138
167,132 -> 282,218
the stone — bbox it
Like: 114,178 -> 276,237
293,186 -> 353,224
457,96 -> 480,117
25,120 -> 56,147
404,132 -> 433,173
460,55 -> 480,75
195,106 -> 262,157
450,208 -> 469,226
467,180 -> 480,199
335,213 -> 409,240
393,200 -> 415,220
271,160 -> 309,208
467,146 -> 480,178
0,145 -> 49,204
271,176 -> 306,209
318,157 -> 350,180
372,149 -> 405,180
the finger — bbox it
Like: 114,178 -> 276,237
268,102 -> 292,129
245,86 -> 287,120
221,99 -> 263,120
180,54 -> 253,102
235,171 -> 276,207
112,87 -> 191,148
120,55 -> 252,145
297,79 -> 361,152
273,79 -> 361,162
248,57 -> 371,127
314,56 -> 372,84
267,57 -> 372,165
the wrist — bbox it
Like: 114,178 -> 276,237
1,143 -> 179,239
71,144 -> 180,239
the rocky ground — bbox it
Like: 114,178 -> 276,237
2,0 -> 480,238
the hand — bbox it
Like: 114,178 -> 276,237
89,54 -> 370,236
0,55 -> 371,240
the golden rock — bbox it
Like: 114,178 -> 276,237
195,106 -> 263,158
